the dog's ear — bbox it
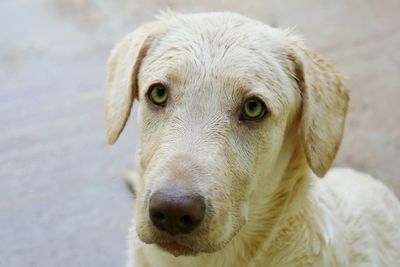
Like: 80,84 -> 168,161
105,23 -> 158,144
288,40 -> 349,177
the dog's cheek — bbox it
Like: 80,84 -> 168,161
138,136 -> 162,176
212,134 -> 254,236
206,175 -> 249,245
134,199 -> 152,243
137,104 -> 170,174
205,200 -> 238,247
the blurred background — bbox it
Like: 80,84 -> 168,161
0,0 -> 399,266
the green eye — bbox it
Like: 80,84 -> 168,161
241,98 -> 266,120
148,83 -> 168,106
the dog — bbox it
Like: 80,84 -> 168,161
105,12 -> 400,267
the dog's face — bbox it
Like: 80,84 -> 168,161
134,22 -> 301,255
105,13 -> 348,257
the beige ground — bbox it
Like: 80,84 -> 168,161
0,1 -> 399,266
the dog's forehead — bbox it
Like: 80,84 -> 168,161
151,16 -> 288,75
140,14 -> 296,113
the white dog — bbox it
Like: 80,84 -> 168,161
105,12 -> 400,267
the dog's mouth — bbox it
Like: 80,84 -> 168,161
156,241 -> 198,257
138,208 -> 248,257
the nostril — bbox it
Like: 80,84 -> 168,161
179,215 -> 193,228
152,211 -> 166,223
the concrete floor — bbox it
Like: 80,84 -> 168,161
0,0 -> 399,266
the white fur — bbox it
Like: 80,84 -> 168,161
105,12 -> 400,267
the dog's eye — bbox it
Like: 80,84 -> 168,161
241,98 -> 267,121
148,83 -> 168,106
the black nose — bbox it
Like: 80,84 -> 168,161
149,191 -> 206,235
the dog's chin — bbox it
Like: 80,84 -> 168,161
140,236 -> 221,256
137,231 -> 228,256
136,217 -> 247,257
138,231 -> 240,258
156,242 -> 199,257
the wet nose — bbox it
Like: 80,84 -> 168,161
149,191 -> 206,235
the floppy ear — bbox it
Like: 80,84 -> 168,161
105,23 -> 157,144
289,42 -> 349,177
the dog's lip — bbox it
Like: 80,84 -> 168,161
156,241 -> 197,257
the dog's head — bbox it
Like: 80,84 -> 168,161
105,12 -> 348,257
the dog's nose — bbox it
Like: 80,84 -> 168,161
149,191 -> 206,235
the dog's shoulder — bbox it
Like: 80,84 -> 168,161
321,168 -> 400,266
324,168 -> 398,204
322,167 -> 400,224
